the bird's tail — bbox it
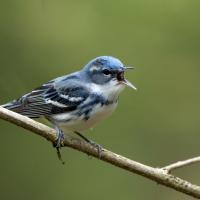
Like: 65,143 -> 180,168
1,100 -> 22,113
1,99 -> 46,118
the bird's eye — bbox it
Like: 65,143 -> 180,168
102,69 -> 111,75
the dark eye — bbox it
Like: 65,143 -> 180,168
102,69 -> 111,75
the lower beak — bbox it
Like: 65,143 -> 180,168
116,71 -> 136,90
122,79 -> 137,90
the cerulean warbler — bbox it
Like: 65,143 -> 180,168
2,56 -> 136,161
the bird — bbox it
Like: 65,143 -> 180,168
2,56 -> 136,162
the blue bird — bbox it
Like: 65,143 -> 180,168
2,56 -> 136,161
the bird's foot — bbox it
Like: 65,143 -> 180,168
74,131 -> 103,158
53,128 -> 65,164
53,128 -> 65,148
88,140 -> 103,158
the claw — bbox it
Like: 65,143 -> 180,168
89,140 -> 103,158
53,127 -> 65,164
74,131 -> 103,158
53,128 -> 65,148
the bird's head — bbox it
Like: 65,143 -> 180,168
83,56 -> 136,93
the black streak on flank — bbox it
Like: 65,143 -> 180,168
51,105 -> 77,114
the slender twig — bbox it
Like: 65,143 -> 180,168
0,106 -> 200,199
163,156 -> 200,173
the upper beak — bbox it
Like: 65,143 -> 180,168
124,66 -> 135,70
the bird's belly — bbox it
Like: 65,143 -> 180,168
54,102 -> 118,131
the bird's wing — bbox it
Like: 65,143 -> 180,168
3,77 -> 90,118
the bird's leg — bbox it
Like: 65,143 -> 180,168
74,131 -> 103,158
54,126 -> 65,148
53,126 -> 65,164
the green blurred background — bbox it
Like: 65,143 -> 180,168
0,0 -> 200,199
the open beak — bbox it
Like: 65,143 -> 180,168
122,79 -> 137,90
117,67 -> 137,90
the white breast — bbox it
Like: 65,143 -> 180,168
90,79 -> 125,101
52,80 -> 125,132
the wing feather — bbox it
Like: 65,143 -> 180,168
2,77 -> 89,118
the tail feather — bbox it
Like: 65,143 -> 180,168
1,100 -> 22,112
2,100 -> 39,118
1,99 -> 51,118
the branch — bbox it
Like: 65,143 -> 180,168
0,106 -> 200,199
163,156 -> 200,173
